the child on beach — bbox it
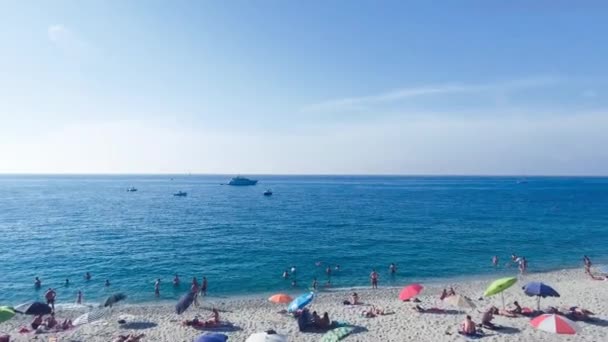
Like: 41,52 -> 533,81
370,269 -> 378,289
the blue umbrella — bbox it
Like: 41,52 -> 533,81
288,292 -> 314,313
523,282 -> 560,310
194,333 -> 228,342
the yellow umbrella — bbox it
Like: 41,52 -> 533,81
484,277 -> 517,309
268,294 -> 293,304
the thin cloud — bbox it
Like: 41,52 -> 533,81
302,76 -> 561,113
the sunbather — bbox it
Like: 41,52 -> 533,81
413,305 -> 445,313
459,315 -> 480,336
480,307 -> 498,329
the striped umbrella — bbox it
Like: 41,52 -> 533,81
531,314 -> 579,334
73,308 -> 109,326
443,295 -> 476,310
399,284 -> 423,301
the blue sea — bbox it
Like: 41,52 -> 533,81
0,175 -> 607,305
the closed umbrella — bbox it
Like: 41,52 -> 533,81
73,308 -> 109,326
176,292 -> 195,315
523,282 -> 560,310
268,294 -> 292,304
443,295 -> 476,310
0,307 -> 15,323
287,292 -> 314,313
246,332 -> 288,342
104,293 -> 127,307
399,284 -> 423,301
483,277 -> 517,309
531,314 -> 579,334
194,333 -> 228,342
14,302 -> 52,316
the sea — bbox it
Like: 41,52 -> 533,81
0,175 -> 607,305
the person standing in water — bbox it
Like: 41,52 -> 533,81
76,290 -> 83,304
105,279 -> 111,287
191,277 -> 200,307
65,278 -> 70,287
583,255 -> 592,274
84,272 -> 91,281
173,274 -> 180,286
370,269 -> 379,289
34,277 -> 41,289
389,263 -> 397,275
312,277 -> 318,291
45,288 -> 56,311
154,278 -> 161,297
282,269 -> 289,279
201,277 -> 208,297
492,255 -> 499,267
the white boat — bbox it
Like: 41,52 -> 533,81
263,189 -> 273,196
173,191 -> 187,197
127,187 -> 137,192
228,176 -> 258,186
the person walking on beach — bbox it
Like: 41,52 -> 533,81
45,288 -> 56,311
201,277 -> 208,297
312,277 -> 318,291
492,255 -> 499,267
583,255 -> 592,274
370,269 -> 379,289
154,278 -> 161,298
34,277 -> 41,289
76,290 -> 83,304
389,263 -> 397,275
85,272 -> 91,281
173,274 -> 180,286
191,277 -> 200,307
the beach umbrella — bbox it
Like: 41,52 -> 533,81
103,293 -> 127,307
14,302 -> 52,316
287,292 -> 314,313
194,333 -> 228,342
523,282 -> 560,310
443,295 -> 476,310
320,326 -> 354,342
268,294 -> 292,304
399,283 -> 423,301
246,332 -> 288,342
483,277 -> 517,309
73,308 -> 109,326
0,307 -> 15,323
176,291 -> 195,315
531,314 -> 579,334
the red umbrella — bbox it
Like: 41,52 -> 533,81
531,314 -> 579,335
399,284 -> 423,301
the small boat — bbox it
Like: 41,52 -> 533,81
263,189 -> 273,196
173,191 -> 187,197
228,176 -> 258,186
126,187 -> 137,192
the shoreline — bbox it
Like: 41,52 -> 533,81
3,267 -> 607,341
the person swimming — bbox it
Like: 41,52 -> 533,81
85,272 -> 91,281
65,278 -> 70,286
105,279 -> 111,287
173,274 -> 180,286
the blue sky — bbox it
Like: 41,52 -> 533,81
1,1 -> 607,174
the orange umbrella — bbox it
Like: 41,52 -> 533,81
399,284 -> 423,301
268,294 -> 293,304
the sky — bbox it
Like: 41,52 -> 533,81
1,0 -> 607,175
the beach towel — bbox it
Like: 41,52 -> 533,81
320,326 -> 354,342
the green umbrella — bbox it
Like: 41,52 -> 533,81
484,277 -> 517,309
0,306 -> 15,323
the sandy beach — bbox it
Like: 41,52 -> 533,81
2,268 -> 607,341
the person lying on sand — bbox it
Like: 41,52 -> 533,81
588,272 -> 606,281
564,307 -> 595,321
504,301 -> 522,316
362,306 -> 394,318
182,308 -> 221,328
112,333 -> 145,342
413,305 -> 445,314
343,292 -> 360,305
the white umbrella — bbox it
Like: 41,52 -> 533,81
73,308 -> 109,326
443,295 -> 476,310
245,332 -> 288,342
